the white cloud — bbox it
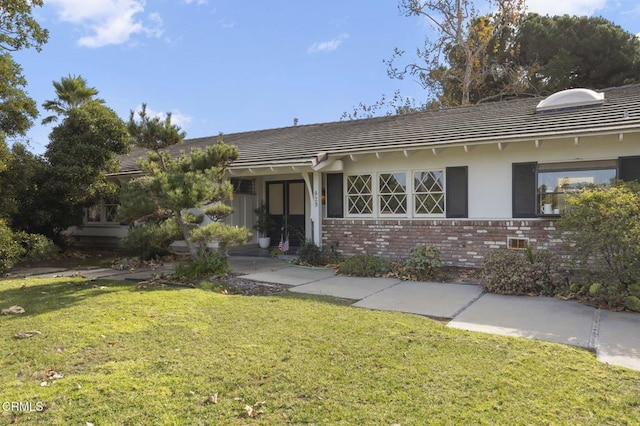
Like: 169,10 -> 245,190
183,0 -> 208,4
525,0 -> 608,16
308,33 -> 350,54
48,0 -> 163,48
134,105 -> 193,129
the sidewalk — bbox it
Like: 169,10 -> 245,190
13,256 -> 640,372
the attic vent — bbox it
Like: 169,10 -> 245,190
536,88 -> 604,113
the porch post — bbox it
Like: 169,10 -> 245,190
311,171 -> 323,246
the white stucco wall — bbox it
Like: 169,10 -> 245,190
341,133 -> 640,219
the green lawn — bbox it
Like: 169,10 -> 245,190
1,276 -> 639,425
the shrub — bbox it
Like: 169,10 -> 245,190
337,255 -> 392,277
14,231 -> 58,262
173,252 -> 230,281
557,182 -> 640,309
404,245 -> 442,281
482,248 -> 564,295
122,219 -> 181,260
295,241 -> 340,267
482,250 -> 535,295
0,219 -> 23,274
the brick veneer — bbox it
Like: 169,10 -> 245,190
322,218 -> 566,267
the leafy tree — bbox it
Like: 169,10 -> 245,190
0,0 -> 48,164
119,109 -> 250,262
0,0 -> 48,52
17,101 -> 130,241
514,14 -> 640,94
385,0 -> 526,107
41,74 -> 104,124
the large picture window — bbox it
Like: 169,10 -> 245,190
414,170 -> 444,215
347,174 -> 373,215
379,172 -> 407,215
536,160 -> 617,216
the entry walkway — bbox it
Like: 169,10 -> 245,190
13,256 -> 640,372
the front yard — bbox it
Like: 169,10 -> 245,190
1,276 -> 639,424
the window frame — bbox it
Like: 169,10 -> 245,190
378,171 -> 408,217
413,169 -> 446,218
346,173 -> 374,217
535,161 -> 618,217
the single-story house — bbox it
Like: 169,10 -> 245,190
72,85 -> 640,267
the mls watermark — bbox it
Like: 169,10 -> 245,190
2,401 -> 45,412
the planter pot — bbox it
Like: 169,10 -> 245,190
258,237 -> 271,249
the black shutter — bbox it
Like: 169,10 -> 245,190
620,156 -> 640,182
326,173 -> 344,218
512,162 -> 537,218
446,166 -> 468,218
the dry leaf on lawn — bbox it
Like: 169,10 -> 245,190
13,330 -> 41,339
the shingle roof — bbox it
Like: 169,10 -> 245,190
117,84 -> 640,174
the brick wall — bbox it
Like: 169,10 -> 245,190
322,219 -> 566,267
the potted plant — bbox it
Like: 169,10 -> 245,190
253,202 -> 275,249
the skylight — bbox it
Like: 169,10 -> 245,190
536,88 -> 605,113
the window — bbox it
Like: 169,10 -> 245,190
537,161 -> 617,216
507,237 -> 529,250
414,170 -> 445,215
231,178 -> 255,195
379,172 -> 407,215
86,205 -> 102,222
85,203 -> 119,224
347,174 -> 373,215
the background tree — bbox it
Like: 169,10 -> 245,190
385,0 -> 526,107
514,14 -> 640,95
119,108 -> 250,265
15,100 -> 130,242
41,74 -> 104,124
0,0 -> 48,171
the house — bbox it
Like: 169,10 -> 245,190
73,85 -> 640,267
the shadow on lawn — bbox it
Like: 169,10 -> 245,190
0,278 -> 187,318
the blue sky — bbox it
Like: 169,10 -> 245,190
10,0 -> 640,154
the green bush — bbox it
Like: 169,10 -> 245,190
173,252 -> 230,281
0,219 -> 23,274
14,231 -> 58,262
557,182 -> 640,310
122,219 -> 181,260
295,241 -> 340,266
482,249 -> 564,295
337,255 -> 392,277
404,245 -> 442,281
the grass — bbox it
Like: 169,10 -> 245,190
0,276 -> 639,425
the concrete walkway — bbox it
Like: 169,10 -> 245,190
11,256 -> 640,372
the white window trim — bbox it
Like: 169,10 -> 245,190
412,169 -> 446,218
378,171 -> 408,217
345,173 -> 374,217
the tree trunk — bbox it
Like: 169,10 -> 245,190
175,213 -> 199,261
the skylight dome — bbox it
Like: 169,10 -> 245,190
536,88 -> 605,112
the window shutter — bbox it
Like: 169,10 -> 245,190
326,173 -> 344,218
619,156 -> 640,182
446,166 -> 468,218
512,162 -> 537,218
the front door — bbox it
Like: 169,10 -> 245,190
267,180 -> 306,248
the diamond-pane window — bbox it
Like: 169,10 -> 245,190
414,170 -> 445,215
347,174 -> 373,215
105,204 -> 118,222
379,173 -> 407,215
